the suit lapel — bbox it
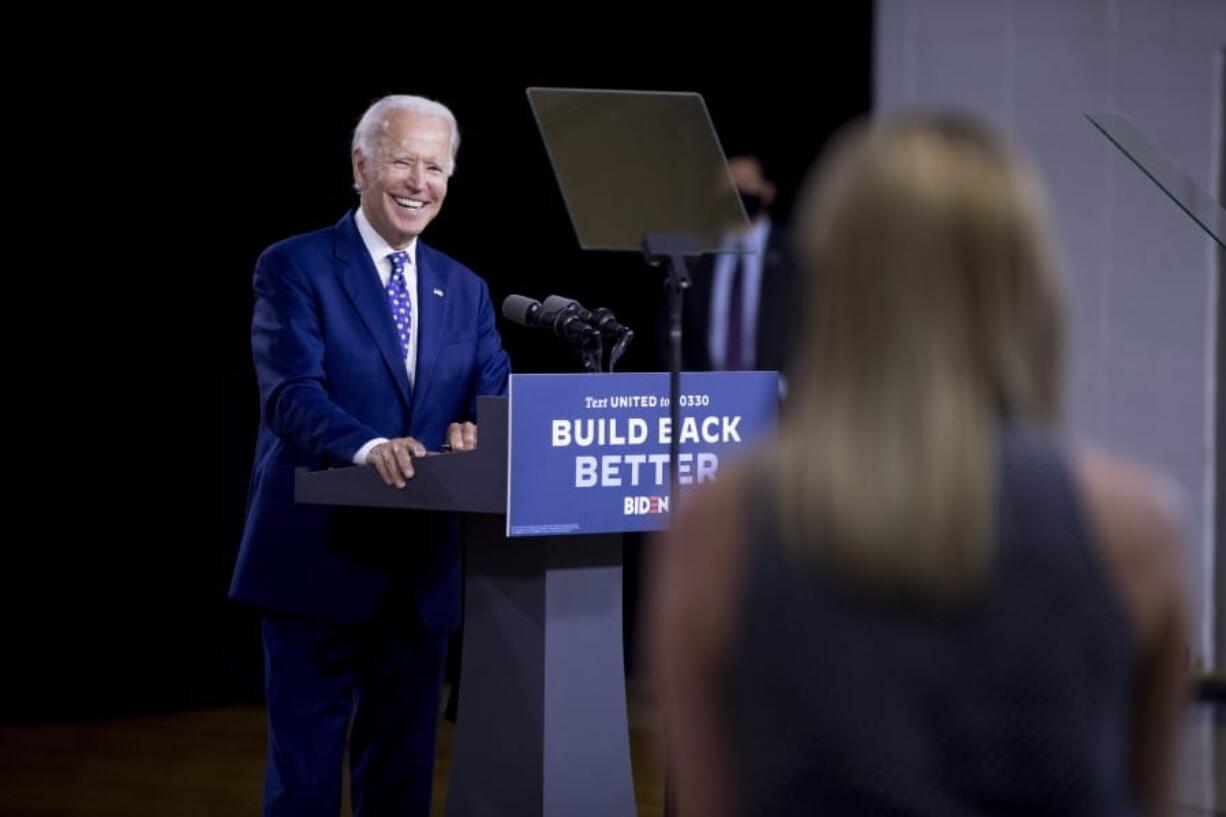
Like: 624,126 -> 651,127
755,225 -> 791,370
333,213 -> 413,410
410,243 -> 447,413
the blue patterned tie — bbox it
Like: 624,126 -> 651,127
386,250 -> 412,359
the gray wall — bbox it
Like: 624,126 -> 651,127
876,0 -> 1225,668
1216,48 -> 1225,680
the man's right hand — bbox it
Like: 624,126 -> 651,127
368,436 -> 428,488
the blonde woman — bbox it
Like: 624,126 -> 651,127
650,115 -> 1189,817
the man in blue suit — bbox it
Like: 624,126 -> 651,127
230,94 -> 510,816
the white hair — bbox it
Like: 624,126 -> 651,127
351,94 -> 460,175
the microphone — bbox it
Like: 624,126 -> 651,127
542,295 -> 633,338
501,294 -> 598,342
543,294 -> 635,372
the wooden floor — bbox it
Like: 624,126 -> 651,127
0,686 -> 1218,816
0,682 -> 664,817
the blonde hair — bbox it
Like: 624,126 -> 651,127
773,114 -> 1065,604
352,94 -> 460,175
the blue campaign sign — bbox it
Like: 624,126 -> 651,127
507,372 -> 778,536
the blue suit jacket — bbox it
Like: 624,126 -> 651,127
230,211 -> 510,628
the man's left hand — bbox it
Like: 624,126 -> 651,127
446,421 -> 478,452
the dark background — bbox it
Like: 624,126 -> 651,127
8,27 -> 872,721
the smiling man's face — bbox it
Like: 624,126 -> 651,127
352,110 -> 453,249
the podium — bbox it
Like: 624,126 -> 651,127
296,395 -> 637,817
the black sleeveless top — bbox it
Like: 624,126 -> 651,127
728,427 -> 1136,815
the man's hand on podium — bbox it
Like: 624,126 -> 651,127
368,423 -> 478,488
368,437 -> 428,488
445,422 -> 478,453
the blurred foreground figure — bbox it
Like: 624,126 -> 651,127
650,114 -> 1189,817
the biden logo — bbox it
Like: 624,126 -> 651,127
624,496 -> 670,515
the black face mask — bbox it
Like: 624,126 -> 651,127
739,192 -> 765,219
